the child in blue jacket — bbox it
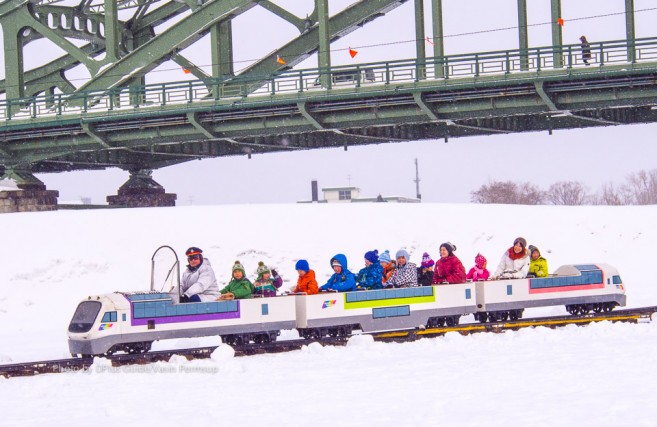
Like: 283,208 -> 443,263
356,250 -> 383,290
320,254 -> 356,292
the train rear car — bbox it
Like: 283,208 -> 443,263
474,263 -> 626,322
295,284 -> 477,338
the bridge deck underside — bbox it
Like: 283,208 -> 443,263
2,66 -> 657,172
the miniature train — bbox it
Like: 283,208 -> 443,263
67,247 -> 626,357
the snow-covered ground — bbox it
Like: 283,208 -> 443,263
1,203 -> 656,426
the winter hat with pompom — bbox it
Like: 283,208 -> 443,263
379,250 -> 391,264
256,261 -> 270,279
475,253 -> 487,269
421,252 -> 435,268
364,250 -> 379,264
232,260 -> 246,276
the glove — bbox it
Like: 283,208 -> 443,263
271,269 -> 278,277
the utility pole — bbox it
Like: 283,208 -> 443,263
414,158 -> 421,200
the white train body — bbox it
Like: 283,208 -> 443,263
296,283 -> 477,336
68,292 -> 296,356
476,263 -> 626,310
67,263 -> 626,356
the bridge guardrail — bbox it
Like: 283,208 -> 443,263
2,36 -> 657,122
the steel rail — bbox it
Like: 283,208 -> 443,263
1,306 -> 655,379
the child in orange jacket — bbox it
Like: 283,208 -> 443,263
292,259 -> 318,295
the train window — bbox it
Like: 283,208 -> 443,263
68,301 -> 102,333
101,311 -> 117,322
261,304 -> 269,315
122,313 -> 126,322
613,275 -> 622,284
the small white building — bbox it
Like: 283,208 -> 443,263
299,185 -> 420,203
321,186 -> 361,203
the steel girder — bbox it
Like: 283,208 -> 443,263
3,65 -> 657,171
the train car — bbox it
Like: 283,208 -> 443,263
67,291 -> 297,357
474,263 -> 626,322
295,283 -> 477,338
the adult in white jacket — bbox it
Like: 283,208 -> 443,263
492,237 -> 530,279
179,247 -> 220,302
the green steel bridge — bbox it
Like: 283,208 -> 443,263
0,0 -> 656,206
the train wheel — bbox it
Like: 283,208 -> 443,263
566,305 -> 578,315
593,305 -> 603,314
446,315 -> 460,326
477,312 -> 488,323
127,342 -> 151,354
604,302 -> 616,312
509,311 -> 519,321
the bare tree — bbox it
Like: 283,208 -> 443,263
471,180 -> 544,204
622,169 -> 657,205
546,181 -> 588,205
591,183 -> 626,205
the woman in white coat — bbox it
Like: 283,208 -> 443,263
492,237 -> 530,279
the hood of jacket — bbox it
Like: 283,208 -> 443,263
330,253 -> 349,271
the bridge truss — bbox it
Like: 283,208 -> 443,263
0,0 -> 655,205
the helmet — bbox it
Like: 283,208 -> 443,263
185,247 -> 203,257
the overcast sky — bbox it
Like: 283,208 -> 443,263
2,0 -> 657,204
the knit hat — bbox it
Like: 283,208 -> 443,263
232,260 -> 246,275
256,261 -> 270,279
528,245 -> 540,256
364,250 -> 379,264
331,258 -> 342,267
379,250 -> 391,263
395,249 -> 409,261
513,237 -> 527,248
475,253 -> 487,269
295,259 -> 310,272
440,242 -> 456,256
421,252 -> 434,268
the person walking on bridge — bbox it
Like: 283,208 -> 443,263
580,36 -> 592,65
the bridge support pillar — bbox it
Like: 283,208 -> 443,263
0,168 -> 59,213
106,169 -> 176,208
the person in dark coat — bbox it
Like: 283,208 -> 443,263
432,242 -> 466,284
580,36 -> 592,65
417,252 -> 435,286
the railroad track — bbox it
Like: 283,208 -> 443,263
2,306 -> 655,379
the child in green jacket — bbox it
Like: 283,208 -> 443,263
218,261 -> 255,300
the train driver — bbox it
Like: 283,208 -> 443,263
179,247 -> 220,303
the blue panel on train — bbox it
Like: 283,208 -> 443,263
373,305 -> 411,319
507,285 -> 512,295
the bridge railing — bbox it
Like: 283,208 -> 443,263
2,36 -> 657,122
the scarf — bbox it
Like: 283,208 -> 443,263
507,247 -> 527,260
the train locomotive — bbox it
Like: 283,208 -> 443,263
67,247 -> 626,357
